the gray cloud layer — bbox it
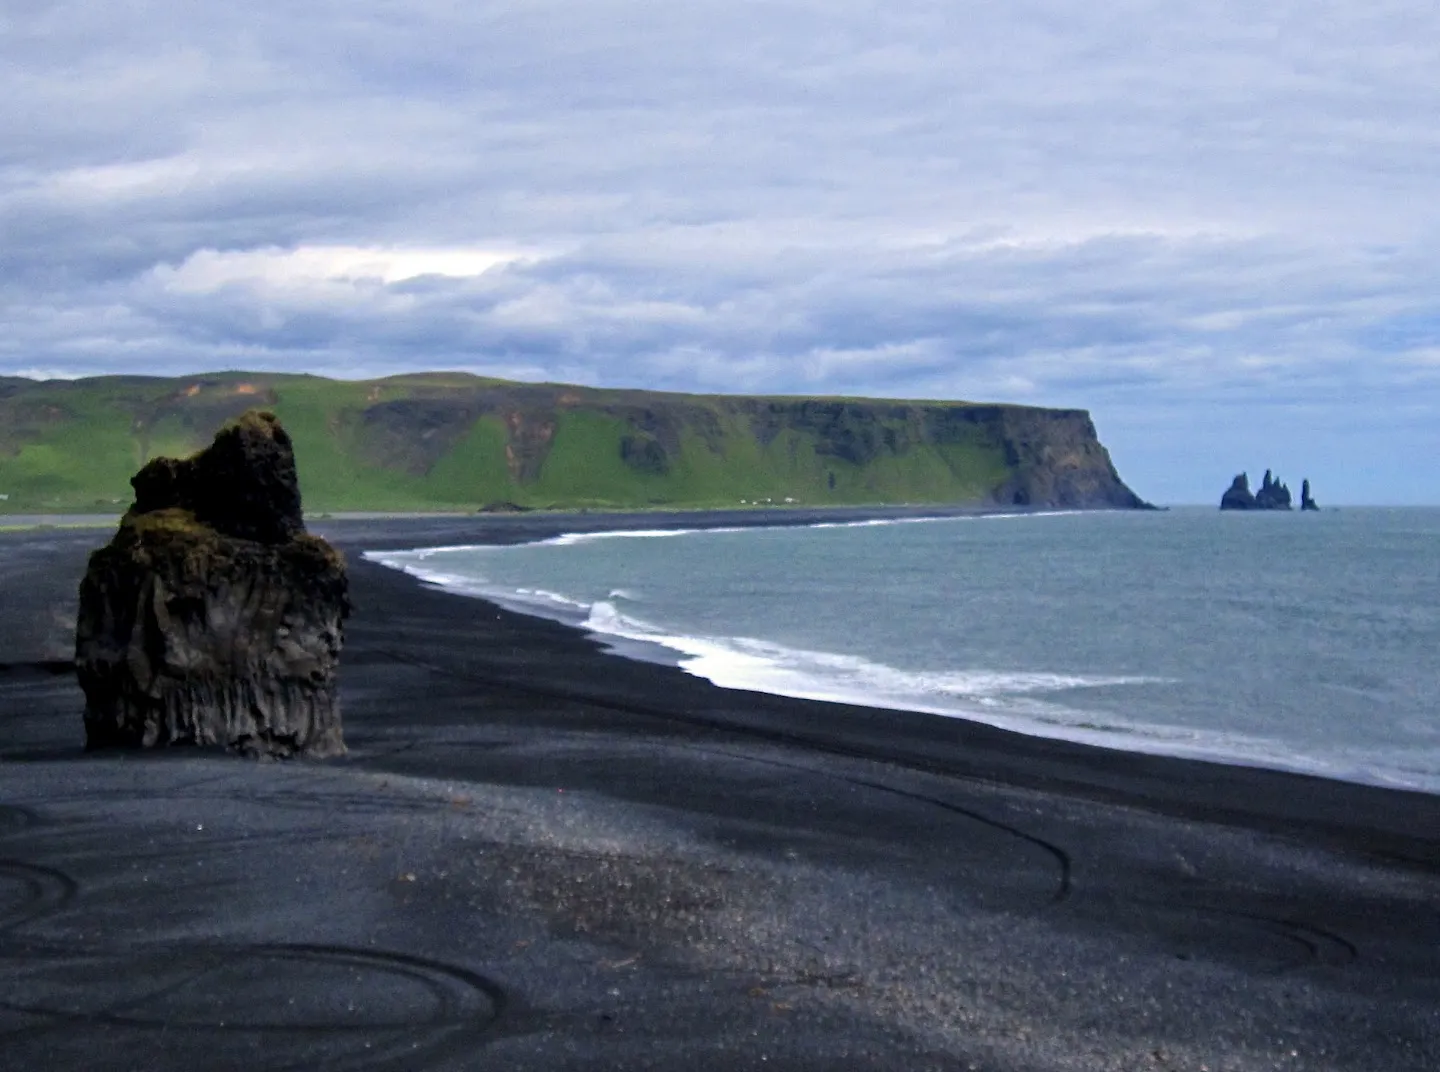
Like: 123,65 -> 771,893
5,1 -> 1440,501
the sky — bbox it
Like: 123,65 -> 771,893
5,1 -> 1440,504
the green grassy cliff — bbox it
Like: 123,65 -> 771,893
0,372 -> 1148,513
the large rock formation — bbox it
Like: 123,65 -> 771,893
1220,473 -> 1257,510
1220,469 -> 1294,511
1301,479 -> 1319,511
75,411 -> 348,757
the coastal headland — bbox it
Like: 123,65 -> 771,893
0,372 -> 1148,515
2,511 -> 1438,1071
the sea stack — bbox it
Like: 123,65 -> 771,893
75,411 -> 348,757
1253,469 -> 1292,509
1220,469 -> 1294,510
1220,473 -> 1257,510
1301,479 -> 1319,511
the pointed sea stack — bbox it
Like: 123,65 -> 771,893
1253,469 -> 1293,510
75,411 -> 348,757
1301,479 -> 1319,511
1220,473 -> 1257,509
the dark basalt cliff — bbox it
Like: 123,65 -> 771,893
984,406 -> 1149,509
339,384 -> 1151,510
75,411 -> 348,757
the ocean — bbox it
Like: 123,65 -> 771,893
365,508 -> 1440,794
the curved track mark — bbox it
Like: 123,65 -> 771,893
682,743 -> 1072,903
0,860 -> 78,933
1211,907 -> 1359,970
376,645 -> 1074,901
0,806 -> 39,835
1137,898 -> 1359,972
227,788 -> 468,816
0,943 -> 506,1071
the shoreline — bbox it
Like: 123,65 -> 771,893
4,516 -> 1440,1068
306,515 -> 1440,866
354,510 -> 1440,802
340,542 -> 1440,870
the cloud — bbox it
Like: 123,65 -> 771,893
4,1 -> 1440,499
149,244 -> 536,295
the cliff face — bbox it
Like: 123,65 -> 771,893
75,411 -> 348,757
1,373 -> 1149,512
988,407 -> 1147,509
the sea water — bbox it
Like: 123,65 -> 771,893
366,508 -> 1440,794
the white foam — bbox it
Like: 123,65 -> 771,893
365,543 -> 504,559
809,510 -> 1078,530
568,600 -> 1200,743
364,549 -> 589,624
809,516 -> 950,530
537,526 -> 747,547
514,587 -> 592,612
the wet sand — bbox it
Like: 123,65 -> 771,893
2,514 -> 1439,1071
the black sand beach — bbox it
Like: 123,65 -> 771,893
2,513 -> 1439,1071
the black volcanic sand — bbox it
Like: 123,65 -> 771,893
3,512 -> 1440,1072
